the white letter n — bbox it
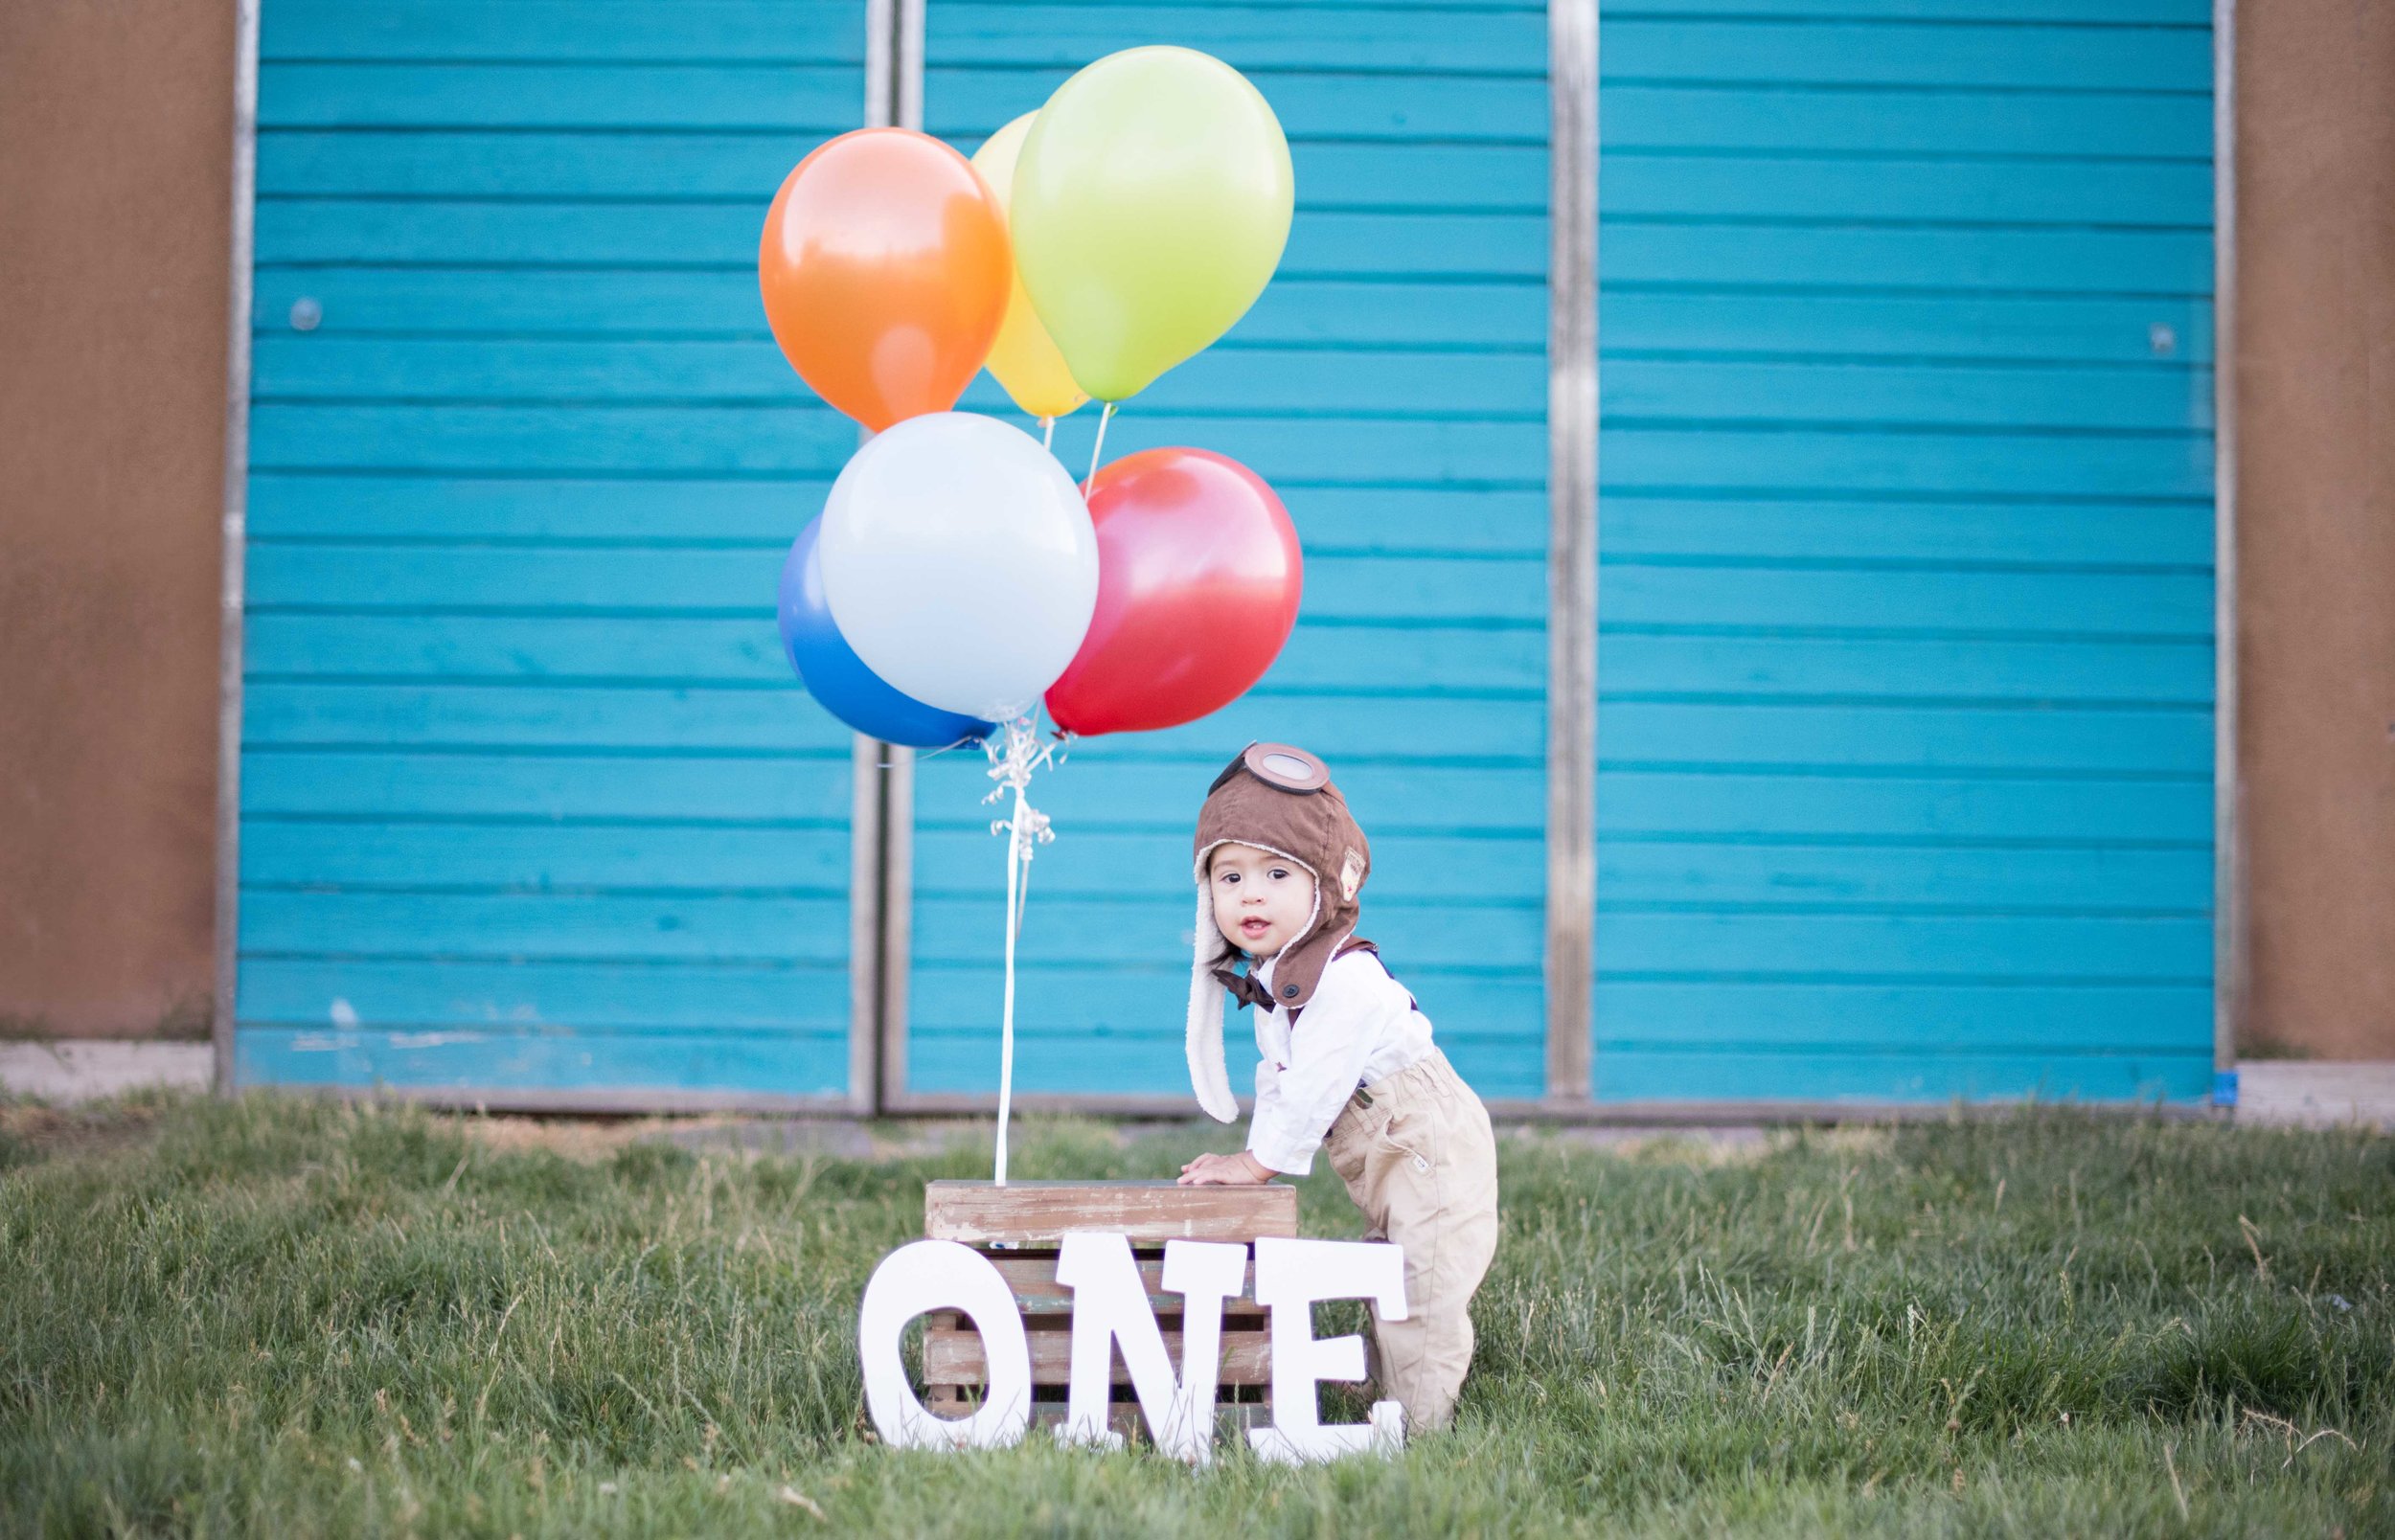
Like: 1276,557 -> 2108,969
1054,1233 -> 1246,1463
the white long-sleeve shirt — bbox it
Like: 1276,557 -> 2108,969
1243,948 -> 1436,1176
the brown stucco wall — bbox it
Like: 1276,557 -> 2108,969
0,0 -> 234,1037
2235,0 -> 2395,1059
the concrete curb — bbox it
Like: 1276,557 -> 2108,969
0,1042 -> 211,1103
2234,1061 -> 2395,1129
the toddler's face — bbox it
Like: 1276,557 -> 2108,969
1210,843 -> 1317,959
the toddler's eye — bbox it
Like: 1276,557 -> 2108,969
1269,868 -> 1290,880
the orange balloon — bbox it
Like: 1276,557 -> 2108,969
758,128 -> 1011,431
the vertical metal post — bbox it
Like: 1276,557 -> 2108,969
1544,0 -> 1599,1104
212,0 -> 262,1095
863,0 -> 928,1111
897,0 -> 925,133
2211,0 -> 2244,1092
847,736 -> 885,1113
877,744 -> 917,1111
838,0 -> 926,1113
864,0 -> 895,128
846,0 -> 904,1112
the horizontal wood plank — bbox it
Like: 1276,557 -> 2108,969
244,404 -> 1547,482
1616,1 -> 2202,21
1592,1049 -> 2212,1104
252,335 -> 2206,435
238,480 -> 2211,569
261,135 -> 2212,230
910,901 -> 2208,979
1023,1403 -> 1272,1437
262,0 -> 869,63
245,408 -> 2207,498
977,1256 -> 1266,1319
908,829 -> 2210,912
1598,83 -> 2207,160
244,612 -> 2209,708
235,684 -> 2205,771
253,204 -> 2207,296
924,1326 -> 1275,1389
247,270 -> 1546,350
258,134 -> 2209,226
240,551 -> 1551,627
235,751 -> 2209,846
1590,981 -> 2211,1052
924,1182 -> 1298,1247
932,11 -> 2204,93
233,1025 -> 848,1096
904,1019 -> 1548,1105
242,545 -> 2206,635
236,957 -> 849,1031
260,62 -> 867,132
246,271 -> 2208,364
902,974 -> 2220,1053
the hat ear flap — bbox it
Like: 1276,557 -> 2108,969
1186,871 -> 1240,1123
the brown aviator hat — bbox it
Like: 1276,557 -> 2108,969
1186,742 -> 1372,1121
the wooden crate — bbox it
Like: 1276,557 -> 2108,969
921,1180 -> 1299,1438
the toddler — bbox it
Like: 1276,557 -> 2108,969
1175,741 -> 1500,1433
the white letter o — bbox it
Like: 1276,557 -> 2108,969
857,1238 -> 1033,1449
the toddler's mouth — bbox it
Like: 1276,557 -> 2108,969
1239,917 -> 1271,940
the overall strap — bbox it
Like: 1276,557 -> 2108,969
1289,937 -> 1417,1025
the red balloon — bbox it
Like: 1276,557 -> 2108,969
1044,448 -> 1302,736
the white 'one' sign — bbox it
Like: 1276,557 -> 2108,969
857,1234 -> 1407,1463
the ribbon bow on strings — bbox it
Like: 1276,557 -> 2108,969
982,715 -> 1063,1187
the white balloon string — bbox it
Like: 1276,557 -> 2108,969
995,786 -> 1023,1188
1083,401 -> 1115,495
882,730 -> 982,770
983,716 -> 1058,1187
1011,812 -> 1034,939
1040,416 -> 1055,454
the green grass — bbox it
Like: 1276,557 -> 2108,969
2,1094 -> 2388,1537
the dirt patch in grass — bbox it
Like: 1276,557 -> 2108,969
458,1112 -> 712,1164
1506,1122 -> 1892,1167
0,1094 -> 174,1165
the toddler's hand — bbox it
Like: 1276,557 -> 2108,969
1177,1150 -> 1272,1186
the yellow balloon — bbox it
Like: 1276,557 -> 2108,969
970,114 -> 1088,421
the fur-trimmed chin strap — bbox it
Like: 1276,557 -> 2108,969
1185,878 -> 1240,1123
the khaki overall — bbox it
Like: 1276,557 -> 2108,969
1320,1045 -> 1501,1433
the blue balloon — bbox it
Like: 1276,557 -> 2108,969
778,517 -> 992,749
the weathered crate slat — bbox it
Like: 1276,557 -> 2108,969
924,1180 -> 1298,1247
1042,1403 -> 1270,1437
981,1255 -> 1264,1316
919,1181 -> 1296,1439
924,1326 -> 1273,1387
920,1398 -> 1271,1439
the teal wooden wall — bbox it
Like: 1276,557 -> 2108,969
234,0 -> 871,1098
1592,0 -> 2216,1102
909,1 -> 1555,1102
230,0 -> 2217,1109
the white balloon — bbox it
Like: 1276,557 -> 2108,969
819,413 -> 1098,721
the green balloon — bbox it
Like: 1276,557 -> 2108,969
1012,47 -> 1294,403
